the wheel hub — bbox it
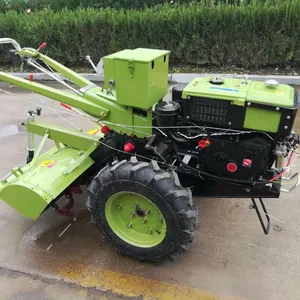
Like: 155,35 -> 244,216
105,192 -> 167,248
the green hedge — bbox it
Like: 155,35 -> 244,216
0,0 -> 269,13
1,0 -> 194,12
0,1 -> 300,69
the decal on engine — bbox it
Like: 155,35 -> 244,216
210,87 -> 239,92
40,160 -> 58,168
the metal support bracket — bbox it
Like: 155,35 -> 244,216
281,172 -> 300,193
63,143 -> 98,176
250,198 -> 271,235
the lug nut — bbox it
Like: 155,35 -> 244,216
142,218 -> 147,224
148,229 -> 153,234
127,222 -> 132,228
117,204 -> 122,209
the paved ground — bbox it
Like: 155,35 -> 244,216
0,81 -> 300,300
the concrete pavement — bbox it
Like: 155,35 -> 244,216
0,82 -> 300,300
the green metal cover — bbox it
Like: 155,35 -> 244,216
243,107 -> 281,133
103,48 -> 170,110
0,146 -> 94,219
246,81 -> 294,108
107,48 -> 170,63
182,77 -> 252,106
182,77 -> 295,108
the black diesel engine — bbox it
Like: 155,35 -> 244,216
154,77 -> 299,182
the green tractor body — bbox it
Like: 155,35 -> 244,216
0,38 -> 299,261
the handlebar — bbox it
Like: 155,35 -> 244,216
0,38 -> 21,52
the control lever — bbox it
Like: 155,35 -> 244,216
85,55 -> 97,73
20,62 -> 24,73
38,43 -> 47,51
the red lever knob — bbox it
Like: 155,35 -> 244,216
100,125 -> 111,134
39,43 -> 47,50
60,102 -> 72,110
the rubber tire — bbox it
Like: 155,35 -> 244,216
86,156 -> 198,262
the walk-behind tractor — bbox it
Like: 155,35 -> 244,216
0,38 -> 299,262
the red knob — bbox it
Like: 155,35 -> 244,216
100,125 -> 111,134
39,43 -> 47,50
198,139 -> 211,149
29,73 -> 34,81
243,159 -> 252,167
227,162 -> 238,173
124,142 -> 135,152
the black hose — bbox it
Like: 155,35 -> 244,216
166,129 -> 186,143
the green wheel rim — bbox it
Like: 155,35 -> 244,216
105,191 -> 167,248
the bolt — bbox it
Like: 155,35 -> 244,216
187,96 -> 190,99
133,203 -> 137,208
247,102 -> 251,106
228,122 -> 232,126
160,217 -> 163,223
284,126 -> 288,129
148,229 -> 153,234
231,102 -> 234,105
100,111 -> 105,117
186,116 -> 190,119
276,107 -> 280,111
127,222 -> 132,228
287,116 -> 291,119
142,218 -> 147,224
145,209 -> 150,215
130,212 -> 135,218
117,204 -> 122,209
63,171 -> 68,175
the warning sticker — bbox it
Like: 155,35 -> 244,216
87,129 -> 101,135
40,160 -> 58,168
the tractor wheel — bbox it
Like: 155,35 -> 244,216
86,156 -> 198,262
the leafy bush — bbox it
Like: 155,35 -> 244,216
0,0 -> 194,12
0,0 -> 300,69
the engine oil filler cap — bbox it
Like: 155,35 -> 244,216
209,76 -> 224,85
227,162 -> 237,172
265,79 -> 279,89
